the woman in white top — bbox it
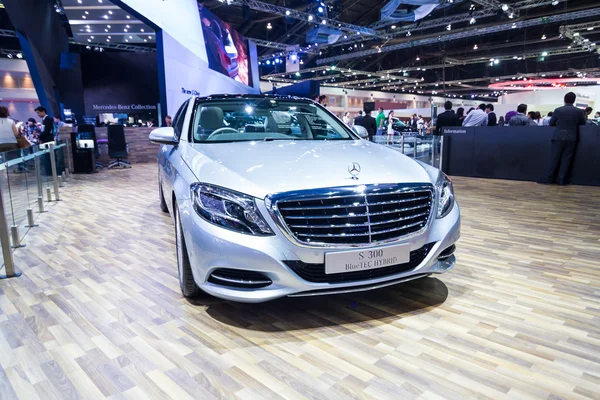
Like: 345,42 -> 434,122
0,106 -> 19,153
342,111 -> 351,126
386,110 -> 395,145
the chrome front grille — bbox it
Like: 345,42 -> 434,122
269,184 -> 434,246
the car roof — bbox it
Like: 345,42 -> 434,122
193,94 -> 315,103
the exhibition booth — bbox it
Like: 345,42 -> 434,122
442,125 -> 600,186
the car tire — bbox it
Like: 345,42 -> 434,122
174,202 -> 201,298
159,173 -> 169,213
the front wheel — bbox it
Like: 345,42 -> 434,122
174,201 -> 201,298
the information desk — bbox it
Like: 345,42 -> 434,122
59,126 -> 159,165
442,125 -> 600,187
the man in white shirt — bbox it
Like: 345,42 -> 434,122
462,104 -> 488,127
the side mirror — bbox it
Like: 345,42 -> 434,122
149,127 -> 178,145
352,125 -> 369,139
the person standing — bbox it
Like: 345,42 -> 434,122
435,101 -> 459,135
486,104 -> 497,126
542,112 -> 553,126
508,104 -> 534,126
165,115 -> 172,127
342,111 -> 351,126
375,107 -> 385,138
362,109 -> 377,142
0,106 -> 19,153
462,104 -> 488,127
386,110 -> 395,145
540,92 -> 586,185
497,116 -> 505,127
35,106 -> 55,144
456,107 -> 465,124
585,107 -> 594,124
353,110 -> 364,127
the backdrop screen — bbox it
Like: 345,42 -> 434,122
199,4 -> 252,86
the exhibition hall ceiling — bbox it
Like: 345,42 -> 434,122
61,0 -> 155,46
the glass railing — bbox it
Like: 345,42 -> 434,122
373,134 -> 443,169
0,140 -> 71,278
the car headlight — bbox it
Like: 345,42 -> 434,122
191,183 -> 274,236
436,172 -> 455,218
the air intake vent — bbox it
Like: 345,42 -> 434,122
208,269 -> 272,289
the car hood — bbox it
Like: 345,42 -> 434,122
183,140 -> 433,199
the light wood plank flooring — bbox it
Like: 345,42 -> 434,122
0,163 -> 599,400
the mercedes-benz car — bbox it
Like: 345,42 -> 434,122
150,95 -> 460,303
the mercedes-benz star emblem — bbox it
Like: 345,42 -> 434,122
348,162 -> 361,180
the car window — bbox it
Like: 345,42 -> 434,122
172,101 -> 189,141
191,100 -> 355,143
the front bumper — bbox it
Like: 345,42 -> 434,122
179,198 -> 460,303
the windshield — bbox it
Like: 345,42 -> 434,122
191,99 -> 356,143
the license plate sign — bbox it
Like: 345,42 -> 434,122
325,244 -> 411,275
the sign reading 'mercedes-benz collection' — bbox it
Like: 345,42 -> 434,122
92,104 -> 158,112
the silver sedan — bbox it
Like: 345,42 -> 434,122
150,95 -> 460,303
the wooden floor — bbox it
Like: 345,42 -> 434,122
1,163 -> 599,400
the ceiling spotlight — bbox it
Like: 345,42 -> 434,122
87,38 -> 92,42
285,10 -> 290,16
511,23 -> 517,29
391,25 -> 396,29
501,4 -> 509,11
78,0 -> 82,3
82,15 -> 86,19
470,17 -> 476,25
308,15 -> 314,21
103,15 -> 108,19
587,27 -> 595,31
126,15 -> 131,19
104,29 -> 108,32
406,31 -> 411,37
108,10 -> 113,14
7,54 -> 13,59
85,11 -> 89,14
318,6 -> 324,13
473,44 -> 478,50
107,25 -> 111,28
551,0 -> 559,4
16,53 -> 22,59
508,12 -> 514,19
322,19 -> 326,25
446,24 -> 452,31
267,23 -> 272,29
542,51 -> 548,56
141,29 -> 145,32
124,29 -> 128,32
541,34 -> 547,40
86,45 -> 91,50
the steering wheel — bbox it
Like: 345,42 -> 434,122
207,127 -> 239,140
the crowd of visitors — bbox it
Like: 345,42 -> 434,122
0,105 -> 60,154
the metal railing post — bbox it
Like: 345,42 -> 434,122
400,134 -> 405,154
49,143 -> 60,201
0,178 -> 20,279
413,138 -> 418,159
439,136 -> 445,172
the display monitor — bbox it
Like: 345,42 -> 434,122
198,4 -> 252,87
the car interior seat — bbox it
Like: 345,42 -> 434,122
197,107 -> 225,140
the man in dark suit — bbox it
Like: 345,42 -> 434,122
353,110 -> 363,127
435,101 -> 459,135
486,104 -> 497,126
361,109 -> 377,142
541,92 -> 586,185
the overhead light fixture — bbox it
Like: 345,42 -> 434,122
541,34 -> 547,40
16,53 -> 23,59
391,25 -> 396,29
141,29 -> 145,32
285,10 -> 290,16
508,12 -> 514,19
552,0 -> 559,5
103,15 -> 108,19
107,25 -> 111,28
542,51 -> 548,56
108,10 -> 113,14
446,24 -> 452,31
267,23 -> 272,29
406,31 -> 411,37
416,56 -> 420,61
124,29 -> 128,32
82,15 -> 86,19
473,44 -> 478,50
78,0 -> 82,3
501,4 -> 509,11
85,11 -> 89,14
322,19 -> 326,25
126,15 -> 131,19
308,15 -> 314,21
470,17 -> 476,25
587,27 -> 594,31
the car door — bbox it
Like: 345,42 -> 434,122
160,100 -> 189,215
